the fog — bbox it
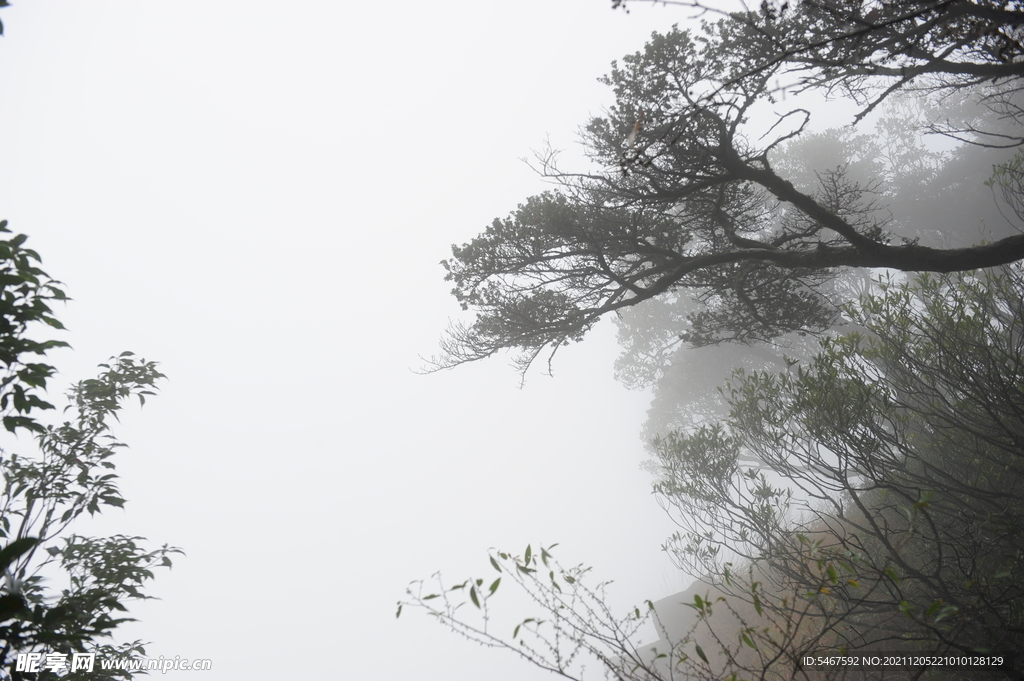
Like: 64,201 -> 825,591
0,2 -> 694,679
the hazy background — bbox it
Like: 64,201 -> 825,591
0,2 -> 696,678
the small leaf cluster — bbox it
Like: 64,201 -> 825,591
0,222 -> 69,436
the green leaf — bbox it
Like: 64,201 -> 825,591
489,578 -> 501,595
470,586 -> 480,608
490,555 -> 502,572
524,544 -> 532,565
0,593 -> 29,620
0,537 -> 38,572
694,644 -> 709,664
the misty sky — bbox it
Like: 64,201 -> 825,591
0,3 -> 708,679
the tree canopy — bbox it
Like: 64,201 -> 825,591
0,224 -> 178,680
405,262 -> 1024,680
407,3 -> 1024,677
614,97 -> 1020,449
655,266 -> 1024,669
615,0 -> 1024,128
1,13 -> 178,677
431,3 -> 1024,375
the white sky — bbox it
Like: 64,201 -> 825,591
0,2 -> 699,679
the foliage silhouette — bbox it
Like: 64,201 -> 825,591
0,225 -> 179,680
